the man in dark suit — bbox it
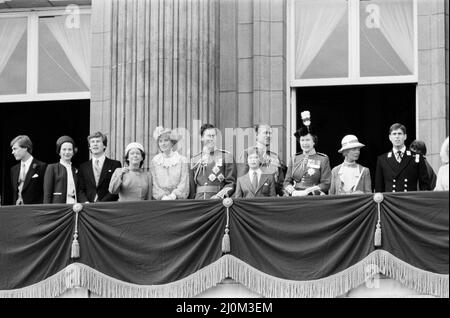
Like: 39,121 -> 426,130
375,123 -> 431,193
10,135 -> 47,205
77,132 -> 121,203
234,148 -> 276,198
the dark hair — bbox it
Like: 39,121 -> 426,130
389,123 -> 406,134
10,135 -> 33,154
294,126 -> 318,146
125,149 -> 146,167
254,123 -> 271,134
56,136 -> 78,155
409,140 -> 427,156
200,123 -> 216,136
87,131 -> 108,147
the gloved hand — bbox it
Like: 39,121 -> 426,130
291,190 -> 308,197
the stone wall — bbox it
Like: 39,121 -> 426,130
417,0 -> 449,172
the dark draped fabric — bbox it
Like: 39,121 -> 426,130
380,191 -> 449,274
0,192 -> 448,292
0,204 -> 74,289
77,200 -> 225,284
228,195 -> 377,280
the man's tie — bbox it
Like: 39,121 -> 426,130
94,159 -> 101,186
396,151 -> 403,163
252,171 -> 258,191
16,163 -> 26,205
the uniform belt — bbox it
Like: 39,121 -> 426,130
196,185 -> 220,193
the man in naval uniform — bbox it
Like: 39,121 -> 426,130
283,125 -> 331,196
189,124 -> 237,199
237,124 -> 287,196
375,123 -> 431,193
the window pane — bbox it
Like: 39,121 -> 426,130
294,0 -> 348,79
38,14 -> 90,93
0,17 -> 27,95
360,0 -> 414,77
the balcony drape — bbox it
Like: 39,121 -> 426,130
0,192 -> 448,298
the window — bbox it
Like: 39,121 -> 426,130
289,0 -> 417,86
0,8 -> 91,102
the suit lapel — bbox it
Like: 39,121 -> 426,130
86,159 -> 96,186
386,152 -> 398,173
244,174 -> 256,195
255,174 -> 268,193
97,157 -> 110,187
394,153 -> 412,178
22,159 -> 36,191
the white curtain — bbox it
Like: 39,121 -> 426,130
0,18 -> 27,76
294,0 -> 347,79
378,0 -> 414,73
44,14 -> 91,88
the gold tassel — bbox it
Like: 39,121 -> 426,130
222,228 -> 230,253
374,221 -> 381,247
71,203 -> 82,259
71,233 -> 80,258
373,193 -> 383,247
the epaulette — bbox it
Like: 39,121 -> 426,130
216,148 -> 231,154
316,152 -> 328,157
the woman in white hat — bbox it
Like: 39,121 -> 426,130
329,135 -> 372,195
150,126 -> 189,200
108,142 -> 152,201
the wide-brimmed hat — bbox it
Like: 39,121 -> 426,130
56,135 -> 76,154
338,135 -> 365,153
125,142 -> 145,155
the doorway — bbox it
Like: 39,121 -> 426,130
0,100 -> 90,205
295,84 -> 416,190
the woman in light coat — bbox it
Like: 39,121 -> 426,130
329,135 -> 372,195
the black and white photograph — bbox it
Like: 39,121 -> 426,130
0,0 -> 448,301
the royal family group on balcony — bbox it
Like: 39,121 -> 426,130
6,111 -> 449,206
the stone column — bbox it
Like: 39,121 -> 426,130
417,0 -> 449,171
90,0 -> 218,164
218,0 -> 287,161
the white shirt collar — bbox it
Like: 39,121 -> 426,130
59,159 -> 72,168
392,146 -> 406,154
248,168 -> 262,181
22,155 -> 33,165
92,154 -> 106,167
21,156 -> 34,172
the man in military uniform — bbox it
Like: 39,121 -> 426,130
375,123 -> 431,193
283,126 -> 331,196
189,124 -> 237,199
237,124 -> 287,196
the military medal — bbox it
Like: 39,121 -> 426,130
217,173 -> 225,182
212,166 -> 220,174
208,174 -> 217,182
307,168 -> 315,176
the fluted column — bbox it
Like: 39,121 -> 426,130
90,0 -> 218,165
